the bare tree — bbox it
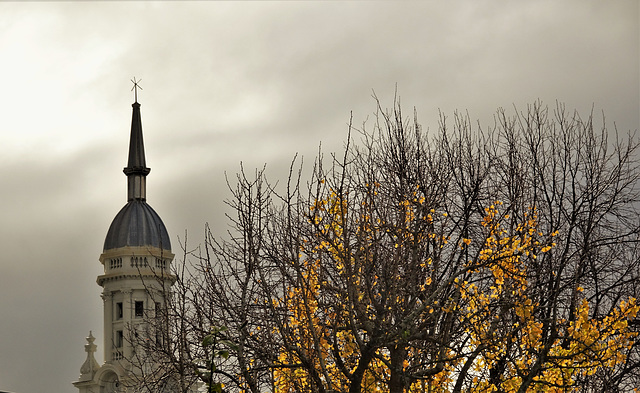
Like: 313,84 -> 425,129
127,99 -> 640,393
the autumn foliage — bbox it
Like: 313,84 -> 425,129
271,193 -> 638,393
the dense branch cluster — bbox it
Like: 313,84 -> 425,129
129,101 -> 640,393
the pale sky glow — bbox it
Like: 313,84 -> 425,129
0,2 -> 637,393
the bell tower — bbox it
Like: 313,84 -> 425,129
74,81 -> 175,393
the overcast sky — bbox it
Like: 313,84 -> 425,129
0,2 -> 637,392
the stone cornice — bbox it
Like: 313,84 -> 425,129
97,271 -> 176,287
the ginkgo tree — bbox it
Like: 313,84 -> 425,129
127,100 -> 640,393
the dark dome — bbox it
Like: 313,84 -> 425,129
103,200 -> 171,251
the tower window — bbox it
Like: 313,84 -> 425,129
115,330 -> 123,348
135,301 -> 144,317
116,302 -> 123,320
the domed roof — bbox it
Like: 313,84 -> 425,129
103,200 -> 171,251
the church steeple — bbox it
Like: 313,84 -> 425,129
75,81 -> 177,393
123,79 -> 150,201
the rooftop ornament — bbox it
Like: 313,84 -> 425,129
131,77 -> 142,103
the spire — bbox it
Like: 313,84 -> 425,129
123,78 -> 150,201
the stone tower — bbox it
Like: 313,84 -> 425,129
74,91 -> 174,393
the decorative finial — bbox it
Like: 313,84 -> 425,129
79,330 -> 100,379
131,77 -> 143,103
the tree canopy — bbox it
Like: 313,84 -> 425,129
129,100 -> 640,393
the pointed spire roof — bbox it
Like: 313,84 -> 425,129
123,101 -> 150,176
103,80 -> 171,252
124,78 -> 150,178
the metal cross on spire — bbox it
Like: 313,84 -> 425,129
131,77 -> 143,102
